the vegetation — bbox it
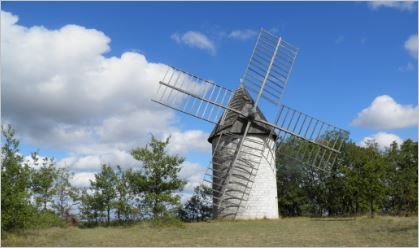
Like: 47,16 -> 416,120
1,125 -> 34,232
90,164 -> 118,223
52,166 -> 79,218
130,136 -> 186,218
178,184 -> 213,221
113,165 -> 133,221
1,124 -> 417,246
2,216 -> 417,246
78,136 -> 186,224
31,155 -> 57,211
277,138 -> 418,217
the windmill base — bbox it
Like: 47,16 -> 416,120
212,135 -> 279,219
235,150 -> 279,219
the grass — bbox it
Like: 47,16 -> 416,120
2,216 -> 417,246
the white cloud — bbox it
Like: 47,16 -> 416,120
368,1 -> 417,12
171,31 -> 215,55
228,29 -> 257,41
404,34 -> 418,59
167,130 -> 211,155
359,132 -> 403,150
179,161 -> 207,195
352,95 -> 418,130
2,10 -> 171,147
71,172 -> 96,188
1,11 -> 211,195
58,155 -> 102,172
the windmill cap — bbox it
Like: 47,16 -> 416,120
207,87 -> 277,143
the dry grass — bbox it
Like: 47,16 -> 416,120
2,216 -> 417,246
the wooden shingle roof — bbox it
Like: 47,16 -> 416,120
208,86 -> 276,143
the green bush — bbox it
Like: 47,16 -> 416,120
149,215 -> 185,228
29,210 -> 67,229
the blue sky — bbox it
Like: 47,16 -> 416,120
1,1 -> 417,191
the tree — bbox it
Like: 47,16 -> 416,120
130,136 -> 186,218
90,164 -> 117,223
276,157 -> 307,217
362,144 -> 387,217
342,141 -> 387,217
1,124 -> 33,231
384,140 -> 418,215
80,189 -> 105,224
179,185 -> 213,221
397,139 -> 418,213
339,142 -> 367,215
51,167 -> 79,218
31,154 -> 58,211
114,165 -> 133,221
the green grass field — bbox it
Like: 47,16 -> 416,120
2,216 -> 417,247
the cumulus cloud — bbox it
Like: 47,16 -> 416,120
71,172 -> 96,188
404,34 -> 418,59
58,155 -> 105,172
167,130 -> 211,155
179,161 -> 207,195
352,95 -> 418,130
171,31 -> 216,55
359,132 -> 403,150
1,11 -> 211,190
228,29 -> 257,41
2,10 -> 170,146
368,1 -> 417,12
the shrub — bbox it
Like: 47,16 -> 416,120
29,210 -> 68,229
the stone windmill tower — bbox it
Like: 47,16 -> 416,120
152,28 -> 348,219
207,86 -> 279,219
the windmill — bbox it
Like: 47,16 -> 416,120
152,28 -> 349,219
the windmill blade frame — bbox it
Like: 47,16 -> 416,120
241,28 -> 299,107
152,66 -> 234,124
256,104 -> 349,170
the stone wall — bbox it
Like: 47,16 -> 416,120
211,134 -> 278,219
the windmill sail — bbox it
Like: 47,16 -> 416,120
152,66 -> 234,124
256,104 -> 349,170
241,28 -> 298,108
